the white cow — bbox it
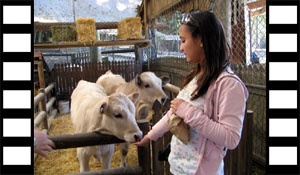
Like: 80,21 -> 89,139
96,70 -> 170,120
71,80 -> 142,172
96,71 -> 126,95
96,71 -> 170,167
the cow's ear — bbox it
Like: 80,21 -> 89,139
100,102 -> 107,114
135,75 -> 143,87
137,104 -> 149,120
128,92 -> 140,103
161,76 -> 170,86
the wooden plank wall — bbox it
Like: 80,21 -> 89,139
52,61 -> 142,95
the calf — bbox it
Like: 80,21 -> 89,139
96,71 -> 170,167
71,80 -> 142,172
96,70 -> 126,95
96,71 -> 170,120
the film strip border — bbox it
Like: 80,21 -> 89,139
266,0 -> 300,174
0,0 -> 34,174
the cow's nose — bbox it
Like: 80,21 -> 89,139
134,134 -> 142,142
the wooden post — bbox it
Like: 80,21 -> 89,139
245,110 -> 253,175
162,99 -> 172,175
37,61 -> 45,89
143,0 -> 148,39
151,101 -> 165,175
34,82 -> 38,97
224,110 -> 253,175
38,88 -> 48,130
134,45 -> 144,73
137,119 -> 151,175
89,47 -> 98,62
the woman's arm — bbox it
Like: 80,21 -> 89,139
134,109 -> 172,146
173,78 -> 248,149
34,129 -> 55,158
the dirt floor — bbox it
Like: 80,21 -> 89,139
34,114 -> 138,175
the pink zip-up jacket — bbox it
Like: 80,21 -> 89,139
147,69 -> 249,175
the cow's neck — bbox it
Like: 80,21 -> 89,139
121,79 -> 140,95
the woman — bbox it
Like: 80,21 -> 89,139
134,11 -> 248,175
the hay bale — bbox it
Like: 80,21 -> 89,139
118,17 -> 142,40
76,18 -> 96,43
51,25 -> 76,42
34,114 -> 138,175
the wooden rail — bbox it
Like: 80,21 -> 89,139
47,120 -> 150,175
163,83 -> 180,94
34,111 -> 47,128
46,97 -> 56,112
45,83 -> 55,94
34,82 -> 57,129
101,48 -> 135,54
34,40 -> 151,49
34,22 -> 119,31
34,93 -> 45,107
66,166 -> 143,175
34,83 -> 55,107
48,132 -> 125,149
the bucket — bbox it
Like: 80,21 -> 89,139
58,100 -> 70,114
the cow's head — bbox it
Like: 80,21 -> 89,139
135,72 -> 170,106
98,92 -> 142,143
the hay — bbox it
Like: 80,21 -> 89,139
34,114 -> 138,175
118,17 -> 142,40
51,25 -> 76,42
146,109 -> 154,121
76,18 -> 96,43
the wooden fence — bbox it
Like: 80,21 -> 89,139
52,60 -> 142,97
38,81 -> 252,175
47,120 -> 151,175
34,82 -> 58,160
34,83 -> 57,130
72,52 -> 90,64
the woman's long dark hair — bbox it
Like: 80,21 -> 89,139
180,11 -> 230,100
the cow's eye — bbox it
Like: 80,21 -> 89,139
115,114 -> 122,118
145,84 -> 150,88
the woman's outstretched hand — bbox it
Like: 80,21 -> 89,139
133,135 -> 150,147
34,129 -> 55,159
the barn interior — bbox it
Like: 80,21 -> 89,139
34,0 -> 266,174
